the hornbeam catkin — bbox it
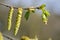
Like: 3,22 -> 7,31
8,7 -> 14,31
0,32 -> 4,40
14,8 -> 23,36
21,36 -> 30,40
21,35 -> 38,40
48,38 -> 52,40
42,13 -> 48,24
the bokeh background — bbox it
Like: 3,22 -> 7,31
0,0 -> 60,40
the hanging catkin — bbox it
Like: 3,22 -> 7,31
8,7 -> 14,31
48,37 -> 52,40
21,36 -> 30,40
0,32 -> 4,40
42,8 -> 50,24
14,8 -> 23,36
42,13 -> 48,24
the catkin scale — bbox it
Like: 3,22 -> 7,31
42,13 -> 48,24
42,9 -> 50,17
8,7 -> 14,31
14,8 -> 23,36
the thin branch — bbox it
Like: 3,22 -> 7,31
3,34 -> 13,40
0,2 -> 39,10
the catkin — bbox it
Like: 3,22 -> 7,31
14,8 -> 23,36
41,8 -> 50,24
0,32 -> 4,40
48,38 -> 52,40
8,7 -> 14,31
42,13 -> 48,24
21,36 -> 30,40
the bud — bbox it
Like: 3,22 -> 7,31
29,7 -> 35,13
39,4 -> 46,9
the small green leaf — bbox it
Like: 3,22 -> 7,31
24,10 -> 30,20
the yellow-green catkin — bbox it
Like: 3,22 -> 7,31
48,37 -> 52,40
42,13 -> 48,24
14,8 -> 23,36
8,7 -> 14,31
21,35 -> 38,40
0,32 -> 4,40
21,36 -> 30,40
40,5 -> 50,24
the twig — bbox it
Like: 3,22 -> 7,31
3,34 -> 13,40
0,2 -> 39,9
